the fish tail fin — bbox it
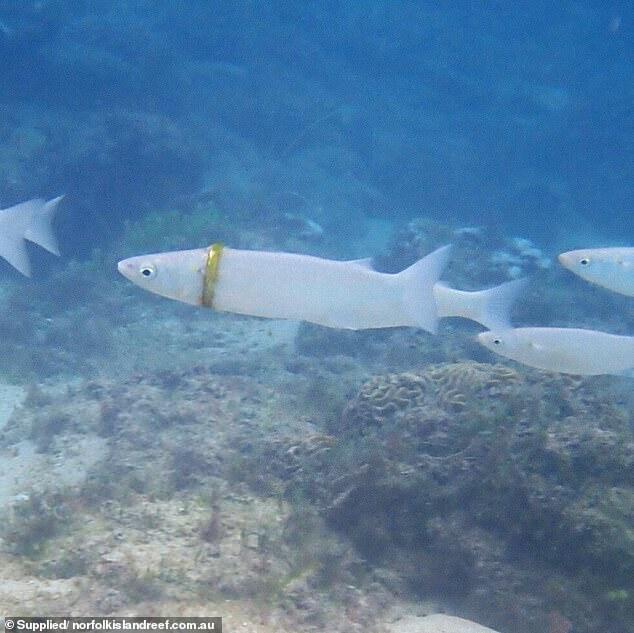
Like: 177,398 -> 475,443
400,244 -> 452,333
0,233 -> 31,277
0,201 -> 36,276
433,277 -> 528,330
24,195 -> 63,256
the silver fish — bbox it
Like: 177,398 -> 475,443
559,247 -> 634,297
479,326 -> 634,375
118,244 -> 525,332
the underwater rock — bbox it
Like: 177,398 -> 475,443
272,363 -> 634,632
379,217 -> 550,286
0,383 -> 25,432
1,489 -> 73,558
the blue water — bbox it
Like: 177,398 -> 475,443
0,3 -> 633,632
1,1 -> 632,254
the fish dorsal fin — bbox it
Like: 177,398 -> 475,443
400,244 -> 453,333
346,257 -> 374,270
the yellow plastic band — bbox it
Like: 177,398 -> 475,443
202,243 -> 224,308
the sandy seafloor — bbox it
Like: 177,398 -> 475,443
0,312 -> 457,632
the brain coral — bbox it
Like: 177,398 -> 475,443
341,362 -> 520,442
310,363 -> 634,632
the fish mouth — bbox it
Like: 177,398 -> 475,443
557,252 -> 570,267
117,259 -> 133,278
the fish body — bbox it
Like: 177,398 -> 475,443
478,326 -> 634,375
118,244 -> 523,332
394,614 -> 502,633
558,247 -> 634,296
0,196 -> 63,276
212,246 -> 448,330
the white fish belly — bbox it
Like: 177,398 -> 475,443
212,248 -> 408,329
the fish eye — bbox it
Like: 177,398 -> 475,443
579,258 -> 590,266
492,338 -> 502,345
140,265 -> 156,278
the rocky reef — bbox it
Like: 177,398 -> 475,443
0,363 -> 392,631
256,362 -> 634,633
1,343 -> 633,632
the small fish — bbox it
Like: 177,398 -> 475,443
0,196 -> 63,277
118,244 -> 524,332
558,247 -> 634,297
397,614 -> 502,633
478,326 -> 634,375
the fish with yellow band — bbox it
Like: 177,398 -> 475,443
201,242 -> 223,307
117,244 -> 526,332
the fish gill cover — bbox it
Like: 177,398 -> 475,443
0,2 -> 632,632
